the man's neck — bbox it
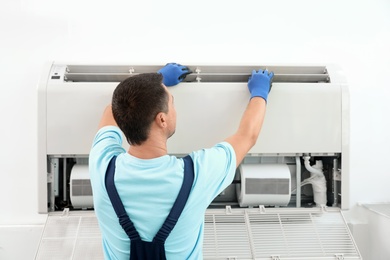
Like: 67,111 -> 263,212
128,139 -> 168,159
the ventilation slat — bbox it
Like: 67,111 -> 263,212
64,73 -> 130,82
65,65 -> 327,74
64,72 -> 329,83
62,65 -> 330,83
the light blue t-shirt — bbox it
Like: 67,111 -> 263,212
89,126 -> 236,259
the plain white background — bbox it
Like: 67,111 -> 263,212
0,0 -> 389,258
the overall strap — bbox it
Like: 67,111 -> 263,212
105,156 -> 141,241
153,155 -> 194,244
104,155 -> 195,244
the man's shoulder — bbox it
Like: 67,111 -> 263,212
191,142 -> 235,160
190,141 -> 236,175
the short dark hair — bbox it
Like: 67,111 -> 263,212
112,73 -> 168,145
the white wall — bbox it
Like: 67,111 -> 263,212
0,0 -> 389,227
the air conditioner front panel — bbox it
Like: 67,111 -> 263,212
46,81 -> 341,155
46,82 -> 118,155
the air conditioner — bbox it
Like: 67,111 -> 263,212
36,62 -> 361,259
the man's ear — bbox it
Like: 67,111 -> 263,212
155,112 -> 167,128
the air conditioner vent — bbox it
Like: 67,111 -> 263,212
63,65 -> 330,83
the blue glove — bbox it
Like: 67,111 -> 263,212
247,69 -> 274,102
157,63 -> 191,87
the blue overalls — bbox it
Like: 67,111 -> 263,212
105,155 -> 194,260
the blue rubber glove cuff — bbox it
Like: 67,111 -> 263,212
247,69 -> 274,102
157,63 -> 191,87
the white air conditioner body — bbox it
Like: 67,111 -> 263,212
36,62 -> 361,259
41,64 -> 345,156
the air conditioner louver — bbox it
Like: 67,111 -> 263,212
63,65 -> 330,83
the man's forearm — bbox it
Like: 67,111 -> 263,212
225,97 -> 267,166
237,97 -> 266,144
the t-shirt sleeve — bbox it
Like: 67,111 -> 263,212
89,126 -> 126,180
190,142 -> 237,206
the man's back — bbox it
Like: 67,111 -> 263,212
89,126 -> 236,259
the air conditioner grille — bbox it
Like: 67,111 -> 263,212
204,208 -> 361,259
36,209 -> 361,259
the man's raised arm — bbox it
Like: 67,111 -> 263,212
225,69 -> 274,167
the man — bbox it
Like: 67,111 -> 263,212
89,63 -> 273,259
